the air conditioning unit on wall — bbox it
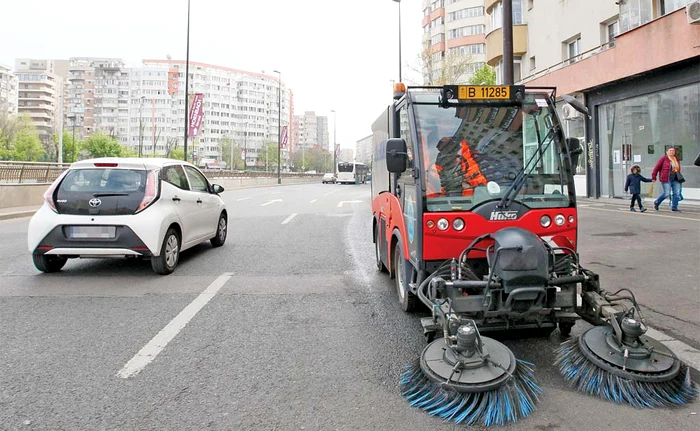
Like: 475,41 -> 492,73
688,0 -> 700,24
562,104 -> 580,120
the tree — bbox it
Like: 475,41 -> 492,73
469,64 -> 497,85
169,147 -> 184,161
408,40 -> 476,85
57,131 -> 83,163
0,113 -> 46,161
164,137 -> 179,159
82,132 -> 125,158
220,136 -> 243,170
258,142 -> 279,171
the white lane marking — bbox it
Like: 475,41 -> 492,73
281,213 -> 297,224
261,199 -> 283,207
324,188 -> 342,196
236,197 -> 252,201
116,273 -> 233,379
309,199 -> 317,203
338,200 -> 362,208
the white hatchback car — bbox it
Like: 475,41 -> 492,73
28,158 -> 228,275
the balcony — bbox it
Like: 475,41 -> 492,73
521,8 -> 699,95
485,24 -> 528,66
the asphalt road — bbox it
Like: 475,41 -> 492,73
0,183 -> 698,431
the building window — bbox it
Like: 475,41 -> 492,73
607,21 -> 619,47
619,0 -> 653,32
567,37 -> 581,64
529,56 -> 536,71
447,6 -> 484,22
659,0 -> 692,15
490,0 -> 523,31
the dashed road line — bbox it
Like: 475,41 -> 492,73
324,188 -> 342,196
236,197 -> 251,201
281,213 -> 297,224
261,199 -> 283,207
309,199 -> 317,203
117,273 -> 233,379
338,200 -> 362,208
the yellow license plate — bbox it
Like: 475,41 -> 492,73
457,86 -> 510,100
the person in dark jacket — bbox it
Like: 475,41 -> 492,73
624,164 -> 652,212
651,146 -> 682,212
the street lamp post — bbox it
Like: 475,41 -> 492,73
138,96 -> 145,157
183,0 -> 191,162
273,70 -> 282,184
392,0 -> 402,82
244,122 -> 248,172
331,109 -> 337,175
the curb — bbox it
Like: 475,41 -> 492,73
0,210 -> 38,221
645,327 -> 700,384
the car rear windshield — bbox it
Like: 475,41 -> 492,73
59,169 -> 146,194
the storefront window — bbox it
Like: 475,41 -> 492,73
598,83 -> 700,199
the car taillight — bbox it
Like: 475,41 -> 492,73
135,169 -> 160,213
43,172 -> 68,213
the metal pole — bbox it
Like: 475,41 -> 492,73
393,0 -> 402,82
503,0 -> 514,85
72,119 -> 76,163
57,91 -> 63,163
244,122 -> 248,172
274,70 -> 281,184
183,0 -> 191,161
139,97 -> 144,157
331,109 -> 336,175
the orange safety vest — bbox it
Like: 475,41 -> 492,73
426,137 -> 487,197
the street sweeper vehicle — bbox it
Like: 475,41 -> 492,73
371,83 -> 697,426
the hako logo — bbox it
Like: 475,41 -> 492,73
489,210 -> 518,221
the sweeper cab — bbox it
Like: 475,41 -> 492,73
371,83 -> 697,426
371,83 -> 586,337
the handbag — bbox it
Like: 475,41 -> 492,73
675,171 -> 685,184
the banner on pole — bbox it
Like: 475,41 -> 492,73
188,93 -> 204,137
280,125 -> 288,148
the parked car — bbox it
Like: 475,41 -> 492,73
27,158 -> 228,275
322,173 -> 336,184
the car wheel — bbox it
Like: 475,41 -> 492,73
152,228 -> 180,275
32,253 -> 67,273
211,213 -> 227,247
374,227 -> 388,273
394,242 -> 418,312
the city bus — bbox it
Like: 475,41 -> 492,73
336,161 -> 369,184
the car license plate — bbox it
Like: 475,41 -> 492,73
68,226 -> 116,239
457,85 -> 510,100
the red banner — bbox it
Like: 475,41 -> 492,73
188,93 -> 204,137
280,125 -> 288,148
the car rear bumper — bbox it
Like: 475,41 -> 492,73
28,205 -> 165,255
32,224 -> 153,257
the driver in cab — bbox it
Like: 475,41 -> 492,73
421,117 -> 487,198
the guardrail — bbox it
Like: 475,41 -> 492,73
0,161 -> 323,184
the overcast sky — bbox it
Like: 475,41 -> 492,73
1,0 -> 424,150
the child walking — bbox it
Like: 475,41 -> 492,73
624,165 -> 652,212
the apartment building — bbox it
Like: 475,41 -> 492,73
355,134 -> 373,165
64,58 -> 126,141
422,0 -> 488,84
137,60 -> 293,168
14,59 -> 66,147
292,111 -> 329,152
0,64 -> 18,115
494,0 -> 700,200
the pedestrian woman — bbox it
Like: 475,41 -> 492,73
651,147 -> 683,212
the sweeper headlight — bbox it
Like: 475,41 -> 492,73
452,218 -> 465,231
437,218 -> 449,231
554,214 -> 566,226
540,215 -> 552,228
